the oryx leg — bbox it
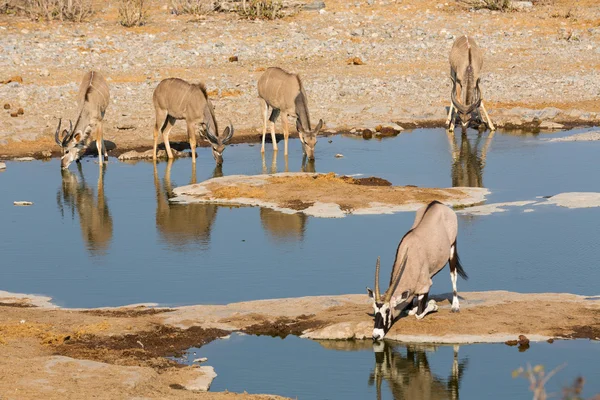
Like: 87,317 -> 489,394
153,109 -> 168,161
161,116 -> 177,160
479,100 -> 495,131
445,102 -> 455,131
260,99 -> 268,153
186,121 -> 197,164
415,293 -> 438,320
449,242 -> 460,312
407,297 -> 419,316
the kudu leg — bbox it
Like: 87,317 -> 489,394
186,121 -> 197,164
162,116 -> 177,160
153,110 -> 168,160
445,102 -> 454,130
270,120 -> 278,152
282,113 -> 290,156
96,124 -> 104,166
479,100 -> 495,131
261,100 -> 268,153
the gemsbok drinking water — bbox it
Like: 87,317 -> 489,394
257,67 -> 323,159
55,71 -> 110,169
367,201 -> 468,341
445,35 -> 495,133
152,78 -> 234,165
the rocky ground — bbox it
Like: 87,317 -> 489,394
1,289 -> 599,398
0,0 -> 599,158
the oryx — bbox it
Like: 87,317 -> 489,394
367,201 -> 468,341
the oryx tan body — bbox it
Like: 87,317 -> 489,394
152,78 -> 233,165
55,71 -> 110,169
257,67 -> 323,158
368,201 -> 467,340
445,35 -> 495,132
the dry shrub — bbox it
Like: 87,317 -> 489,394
170,0 -> 217,15
23,0 -> 93,21
237,0 -> 283,20
118,0 -> 148,27
457,0 -> 511,11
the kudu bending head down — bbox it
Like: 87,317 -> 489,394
152,78 -> 234,165
367,254 -> 410,341
449,36 -> 482,130
258,67 -> 323,159
55,71 -> 110,169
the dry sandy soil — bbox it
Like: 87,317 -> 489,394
171,172 -> 489,217
1,290 -> 599,398
0,0 -> 599,157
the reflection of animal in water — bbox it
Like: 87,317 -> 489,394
260,153 -> 316,174
57,164 -> 113,255
259,208 -> 307,242
370,341 -> 467,400
154,160 -> 218,248
447,130 -> 495,188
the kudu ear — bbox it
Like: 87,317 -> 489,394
313,119 -> 323,133
222,123 -> 234,145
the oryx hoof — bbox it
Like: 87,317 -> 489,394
451,307 -> 460,313
408,307 -> 418,316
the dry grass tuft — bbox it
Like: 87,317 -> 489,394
16,0 -> 94,21
236,0 -> 284,20
170,0 -> 216,15
118,0 -> 148,27
456,0 -> 511,11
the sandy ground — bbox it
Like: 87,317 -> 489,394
0,0 -> 599,157
171,172 -> 489,217
1,289 -> 599,398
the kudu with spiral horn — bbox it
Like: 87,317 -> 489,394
152,78 -> 234,165
55,71 -> 110,169
367,201 -> 468,341
445,35 -> 495,133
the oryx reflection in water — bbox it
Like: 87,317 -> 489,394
153,160 -> 220,249
447,130 -> 495,188
57,163 -> 113,256
370,341 -> 468,400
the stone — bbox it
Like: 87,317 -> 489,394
0,162 -> 5,170
182,366 -> 217,391
511,1 -> 533,10
334,153 -> 344,158
40,68 -> 50,77
539,121 -> 564,130
228,55 -> 238,62
118,149 -> 191,161
13,157 -> 34,161
14,201 -> 33,206
304,1 -> 325,10
3,103 -> 9,109
346,57 -> 364,65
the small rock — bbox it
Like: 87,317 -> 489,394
335,153 -> 344,158
346,57 -> 364,65
505,340 -> 518,346
539,121 -> 564,130
40,68 -> 50,77
116,124 -> 135,130
547,338 -> 554,344
304,0 -> 325,10
328,140 -> 332,143
10,112 -> 18,117
228,55 -> 238,62
3,103 -> 10,109
0,162 -> 5,170
518,335 -> 530,346
118,149 -> 191,161
1,75 -> 23,84
14,201 -> 33,206
13,157 -> 35,161
17,108 -> 24,115
362,129 -> 373,139
193,357 -> 208,363
511,1 -> 533,10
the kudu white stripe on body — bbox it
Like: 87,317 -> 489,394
367,201 -> 468,340
445,35 -> 495,133
152,78 -> 234,165
55,71 -> 110,170
257,67 -> 323,159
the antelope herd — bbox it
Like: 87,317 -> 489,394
53,35 -> 494,341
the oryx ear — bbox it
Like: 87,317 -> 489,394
367,287 -> 374,299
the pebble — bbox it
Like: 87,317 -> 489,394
14,201 -> 33,206
335,153 -> 344,158
0,162 -> 5,170
193,357 -> 208,363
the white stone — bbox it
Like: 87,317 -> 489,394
182,366 -> 217,392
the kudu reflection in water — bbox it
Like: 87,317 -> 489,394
261,153 -> 316,174
370,342 -> 467,400
57,164 -> 113,255
260,208 -> 308,243
447,130 -> 495,188
154,160 -> 219,249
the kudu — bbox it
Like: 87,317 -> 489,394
57,164 -> 113,255
55,71 -> 110,169
257,67 -> 323,159
367,201 -> 468,341
152,78 -> 234,165
154,160 -> 219,248
445,35 -> 495,133
370,342 -> 467,400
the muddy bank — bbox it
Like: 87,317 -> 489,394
1,0 -> 600,157
171,172 -> 489,217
